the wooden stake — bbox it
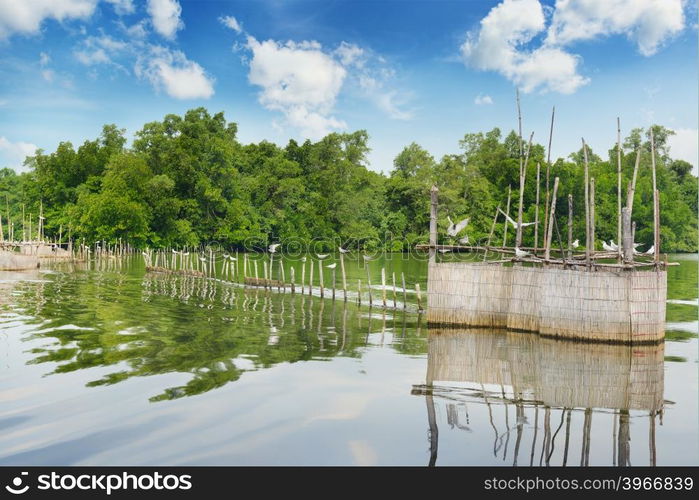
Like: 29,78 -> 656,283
544,177 -> 560,261
381,267 -> 387,308
392,271 -> 397,308
650,129 -> 659,264
401,272 -> 407,309
429,185 -> 438,261
616,117 -> 622,261
534,162 -> 541,255
622,207 -> 633,263
590,177 -> 596,255
626,149 -> 641,212
366,264 -> 373,306
318,258 -> 324,297
301,259 -> 306,294
582,139 -> 591,266
415,283 -> 422,312
567,194 -> 573,260
543,106 -> 555,248
503,185 -> 512,248
340,252 -> 347,301
309,259 -> 314,296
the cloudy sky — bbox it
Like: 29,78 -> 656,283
0,0 -> 696,173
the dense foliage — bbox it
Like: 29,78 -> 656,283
1,108 -> 696,252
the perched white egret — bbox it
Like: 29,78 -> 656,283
228,255 -> 237,261
609,240 -> 619,251
339,247 -> 348,254
514,247 -> 530,258
317,253 -> 329,260
447,216 -> 470,237
199,256 -> 207,262
572,239 -> 580,249
602,241 -> 615,252
645,244 -> 655,255
498,208 -> 538,229
326,263 -> 337,269
458,235 -> 469,245
300,256 -> 307,262
268,243 -> 280,253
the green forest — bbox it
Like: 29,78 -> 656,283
1,107 -> 696,252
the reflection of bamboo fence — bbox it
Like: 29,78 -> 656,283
426,328 -> 664,411
427,262 -> 666,343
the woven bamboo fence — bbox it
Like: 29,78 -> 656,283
426,328 -> 664,411
427,262 -> 666,343
0,251 -> 39,271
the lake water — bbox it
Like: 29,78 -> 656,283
0,253 -> 696,466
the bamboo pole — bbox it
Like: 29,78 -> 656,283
309,259 -> 314,296
543,106 -> 555,249
622,207 -> 633,263
340,252 -> 347,301
502,186 -> 512,248
381,267 -> 387,308
626,149 -> 641,212
429,185 -> 438,261
483,204 -> 500,261
254,259 -> 258,281
616,117 -> 622,261
582,139 -> 591,266
401,272 -> 407,309
516,132 -> 534,248
567,194 -> 573,260
301,259 -> 306,294
243,253 -> 248,278
415,283 -> 422,312
590,177 -> 596,255
319,259 -> 324,297
366,264 -> 373,306
544,177 -> 560,261
263,261 -> 268,289
534,162 -> 541,254
650,129 -> 659,264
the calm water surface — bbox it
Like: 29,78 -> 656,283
0,254 -> 696,466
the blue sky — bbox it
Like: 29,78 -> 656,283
0,0 -> 697,174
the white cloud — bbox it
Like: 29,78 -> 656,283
546,0 -> 685,56
75,47 -> 109,65
246,37 -> 347,139
461,0 -> 589,94
73,34 -> 126,66
0,0 -> 98,39
0,136 -> 38,171
146,0 -> 183,40
41,69 -> 55,81
136,46 -> 214,99
219,15 -> 242,34
39,51 -> 50,66
104,0 -> 134,16
668,128 -> 698,173
474,94 -> 493,105
335,41 -> 365,67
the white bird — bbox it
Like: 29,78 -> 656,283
645,244 -> 655,255
326,263 -> 337,269
362,255 -> 372,262
182,252 -> 190,256
498,208 -> 538,229
199,256 -> 207,262
514,247 -> 530,258
609,240 -> 619,251
172,249 -> 178,254
317,253 -> 329,260
447,216 -> 470,237
301,256 -> 307,262
223,253 -> 229,259
572,239 -> 580,249
339,247 -> 348,254
602,241 -> 616,252
268,243 -> 280,253
458,235 -> 469,245
228,255 -> 237,261
438,248 -> 451,254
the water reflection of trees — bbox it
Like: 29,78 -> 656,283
12,271 -> 424,402
413,329 -> 665,467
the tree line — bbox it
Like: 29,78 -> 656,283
1,107 -> 696,252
